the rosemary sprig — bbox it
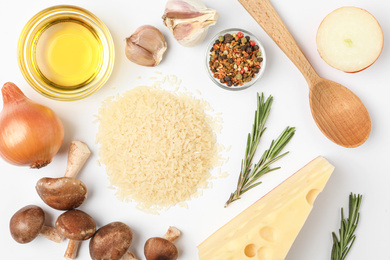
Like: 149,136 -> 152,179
331,193 -> 363,260
225,93 -> 295,207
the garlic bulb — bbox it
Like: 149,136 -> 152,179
162,0 -> 218,47
125,25 -> 167,67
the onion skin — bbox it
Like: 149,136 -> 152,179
0,82 -> 64,168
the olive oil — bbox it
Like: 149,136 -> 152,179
34,19 -> 103,89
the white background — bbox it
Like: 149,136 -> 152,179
1,0 -> 389,259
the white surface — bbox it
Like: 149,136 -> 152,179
1,0 -> 389,259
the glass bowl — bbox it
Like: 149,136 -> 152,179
205,28 -> 266,91
17,5 -> 115,101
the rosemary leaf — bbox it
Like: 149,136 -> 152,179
225,93 -> 295,207
331,193 -> 362,260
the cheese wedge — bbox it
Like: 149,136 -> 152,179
198,156 -> 334,260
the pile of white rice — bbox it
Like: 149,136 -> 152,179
96,86 -> 219,212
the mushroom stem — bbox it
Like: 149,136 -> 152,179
162,226 -> 181,243
121,251 -> 139,260
40,225 -> 65,243
64,240 -> 81,260
64,141 -> 91,178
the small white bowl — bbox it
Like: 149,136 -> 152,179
205,28 -> 266,91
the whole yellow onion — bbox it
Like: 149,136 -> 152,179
0,82 -> 64,168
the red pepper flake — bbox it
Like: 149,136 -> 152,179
240,68 -> 245,74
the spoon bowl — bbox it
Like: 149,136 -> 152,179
309,78 -> 371,147
238,0 -> 371,147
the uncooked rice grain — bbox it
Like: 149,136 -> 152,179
96,86 -> 219,212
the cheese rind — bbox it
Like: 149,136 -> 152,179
198,156 -> 334,260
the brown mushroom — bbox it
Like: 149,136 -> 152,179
36,141 -> 91,210
89,222 -> 139,260
10,205 -> 64,244
144,226 -> 181,260
36,177 -> 87,210
56,209 -> 96,259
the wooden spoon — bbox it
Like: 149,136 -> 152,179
238,0 -> 371,148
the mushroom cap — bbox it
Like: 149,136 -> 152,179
144,237 -> 178,260
89,222 -> 133,260
36,177 -> 87,210
55,209 -> 96,240
9,205 -> 45,244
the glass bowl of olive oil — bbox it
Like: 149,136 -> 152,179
18,5 -> 115,101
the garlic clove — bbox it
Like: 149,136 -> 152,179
164,0 -> 207,19
162,0 -> 218,47
170,15 -> 218,47
125,25 -> 167,67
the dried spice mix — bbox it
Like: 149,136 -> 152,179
208,31 -> 263,87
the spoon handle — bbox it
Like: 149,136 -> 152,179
238,0 -> 318,84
